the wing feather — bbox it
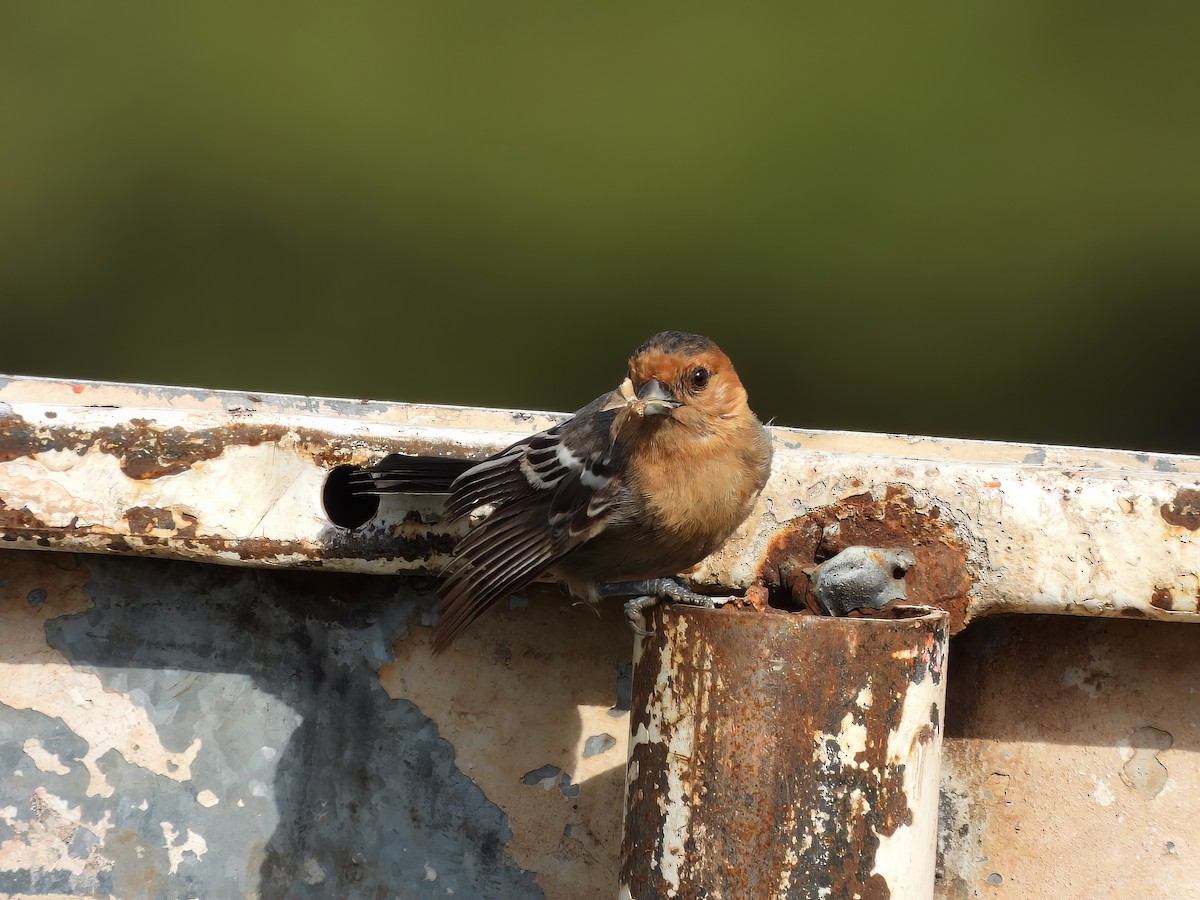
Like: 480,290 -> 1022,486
431,393 -> 632,650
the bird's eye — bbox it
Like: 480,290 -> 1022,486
689,367 -> 711,391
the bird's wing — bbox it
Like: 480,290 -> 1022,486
433,393 -> 630,651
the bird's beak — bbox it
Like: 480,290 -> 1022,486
636,379 -> 680,416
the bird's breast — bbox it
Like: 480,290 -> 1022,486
629,426 -> 767,551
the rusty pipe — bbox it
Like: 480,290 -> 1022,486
620,606 -> 948,899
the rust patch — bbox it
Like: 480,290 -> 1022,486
125,506 -> 177,534
0,496 -> 52,535
0,409 -> 487,481
748,485 -> 976,632
0,508 -> 458,570
1150,586 -> 1174,611
175,511 -> 200,539
0,412 -> 25,464
1161,488 -> 1200,530
0,410 -> 292,478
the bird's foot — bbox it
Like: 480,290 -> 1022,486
624,596 -> 658,636
600,578 -> 716,637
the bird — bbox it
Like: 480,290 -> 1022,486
353,331 -> 773,652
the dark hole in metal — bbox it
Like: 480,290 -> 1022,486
862,604 -> 936,620
765,582 -> 806,613
892,566 -> 906,580
322,465 -> 379,529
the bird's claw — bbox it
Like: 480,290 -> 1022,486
624,596 -> 658,636
611,579 -> 723,637
572,599 -> 603,620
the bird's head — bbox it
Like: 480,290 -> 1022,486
623,331 -> 750,432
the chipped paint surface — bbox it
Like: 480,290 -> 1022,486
3,374 -> 1200,631
0,549 -> 628,897
0,556 -> 201,798
873,647 -> 944,897
160,822 -> 207,875
621,605 -> 947,899
0,787 -> 114,884
377,586 -> 631,900
623,616 -> 703,897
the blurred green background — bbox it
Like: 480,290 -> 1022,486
2,6 -> 1197,452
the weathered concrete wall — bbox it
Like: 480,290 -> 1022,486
3,549 -> 1198,898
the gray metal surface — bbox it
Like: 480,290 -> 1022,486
4,549 -> 1200,897
0,552 -> 546,898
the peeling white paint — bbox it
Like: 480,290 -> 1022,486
0,788 -> 113,878
22,737 -> 71,775
653,620 -> 697,897
774,778 -> 803,897
0,441 -> 323,544
872,672 -> 945,898
1090,775 -> 1116,807
0,587 -> 201,797
622,619 -> 711,897
161,821 -> 208,875
196,789 -> 219,808
811,711 -> 869,767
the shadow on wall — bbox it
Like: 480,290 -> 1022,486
945,613 -> 1200,753
0,550 -> 632,899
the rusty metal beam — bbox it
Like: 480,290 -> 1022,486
620,605 -> 948,898
2,374 -> 1198,630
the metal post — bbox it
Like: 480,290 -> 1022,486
620,606 -> 948,899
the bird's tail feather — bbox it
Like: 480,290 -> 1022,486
347,454 -> 475,495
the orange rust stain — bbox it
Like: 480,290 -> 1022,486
1150,587 -> 1174,611
748,484 -> 975,632
124,507 -> 178,535
1161,488 -> 1200,531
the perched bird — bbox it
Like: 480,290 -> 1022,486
356,331 -> 772,652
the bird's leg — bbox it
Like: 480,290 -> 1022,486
596,578 -> 716,636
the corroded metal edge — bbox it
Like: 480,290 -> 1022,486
2,374 -> 1199,627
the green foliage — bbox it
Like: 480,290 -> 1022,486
2,5 -> 1197,450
